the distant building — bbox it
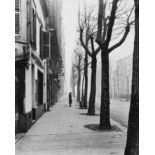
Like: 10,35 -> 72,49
110,55 -> 133,100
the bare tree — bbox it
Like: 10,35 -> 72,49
124,0 -> 139,154
73,47 -> 91,107
96,0 -> 134,129
73,49 -> 84,102
71,64 -> 77,98
79,5 -> 101,114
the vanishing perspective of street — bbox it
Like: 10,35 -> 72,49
15,0 -> 139,155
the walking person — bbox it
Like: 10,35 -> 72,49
69,92 -> 72,107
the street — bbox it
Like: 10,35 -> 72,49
16,96 -> 127,155
96,98 -> 130,128
110,100 -> 130,128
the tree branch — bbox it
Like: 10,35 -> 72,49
105,0 -> 119,47
90,36 -> 95,54
96,0 -> 103,40
79,28 -> 92,57
74,50 -> 80,57
95,46 -> 101,55
108,24 -> 130,53
102,2 -> 108,42
80,61 -> 91,72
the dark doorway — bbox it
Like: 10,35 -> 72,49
38,70 -> 43,105
15,64 -> 25,133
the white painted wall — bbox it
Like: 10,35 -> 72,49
15,0 -> 27,42
24,59 -> 32,113
23,0 -> 48,113
34,0 -> 46,29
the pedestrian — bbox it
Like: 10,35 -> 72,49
69,92 -> 72,107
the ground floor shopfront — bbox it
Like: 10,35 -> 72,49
15,51 -> 46,134
15,50 -> 63,134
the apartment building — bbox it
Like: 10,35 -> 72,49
110,55 -> 133,100
15,0 -> 51,133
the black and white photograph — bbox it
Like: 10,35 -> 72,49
2,0 -> 141,154
14,0 -> 139,154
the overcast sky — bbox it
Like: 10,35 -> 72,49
62,0 -> 78,93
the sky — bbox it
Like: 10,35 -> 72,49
62,0 -> 134,93
62,0 -> 79,93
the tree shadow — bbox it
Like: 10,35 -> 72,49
79,113 -> 100,116
84,124 -> 122,132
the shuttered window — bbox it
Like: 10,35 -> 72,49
40,28 -> 50,59
33,12 -> 36,47
40,27 -> 43,58
15,0 -> 20,34
43,31 -> 50,59
30,8 -> 36,49
27,0 -> 31,43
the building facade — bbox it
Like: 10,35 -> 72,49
45,0 -> 65,104
110,55 -> 133,100
15,0 -> 64,133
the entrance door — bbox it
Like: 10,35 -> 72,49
38,70 -> 43,105
15,65 -> 25,133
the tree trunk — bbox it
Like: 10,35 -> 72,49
124,1 -> 139,154
72,82 -> 75,98
99,50 -> 111,129
126,76 -> 129,99
83,52 -> 88,109
80,72 -> 85,107
88,54 -> 97,115
72,68 -> 76,98
77,66 -> 81,102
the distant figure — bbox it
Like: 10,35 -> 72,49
69,92 -> 72,107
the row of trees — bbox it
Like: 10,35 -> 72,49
72,0 -> 139,154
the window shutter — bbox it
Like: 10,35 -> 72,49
15,13 -> 20,34
42,32 -> 50,59
15,0 -> 20,34
15,0 -> 20,11
30,8 -> 36,49
30,8 -> 33,43
27,0 -> 31,43
40,27 -> 43,59
33,13 -> 36,48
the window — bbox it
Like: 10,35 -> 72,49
15,0 -> 20,35
40,27 -> 50,59
40,26 -> 43,58
43,31 -> 50,59
30,9 -> 36,49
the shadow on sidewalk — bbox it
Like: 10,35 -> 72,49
79,112 -> 100,116
84,124 -> 122,132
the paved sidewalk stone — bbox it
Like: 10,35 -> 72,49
16,96 -> 127,155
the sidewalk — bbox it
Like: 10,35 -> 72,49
16,96 -> 127,155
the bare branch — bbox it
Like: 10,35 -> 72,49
95,46 -> 101,55
74,50 -> 80,57
127,6 -> 134,24
79,28 -> 92,57
108,24 -> 130,53
96,0 -> 104,43
90,36 -> 95,53
105,0 -> 119,47
102,2 -> 108,42
74,49 -> 85,61
80,61 -> 91,72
